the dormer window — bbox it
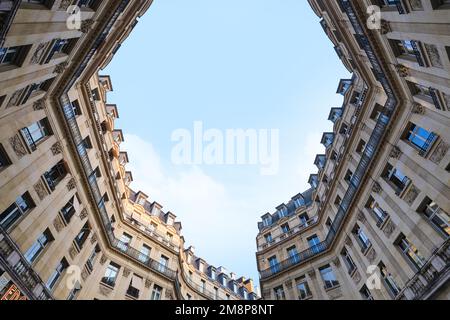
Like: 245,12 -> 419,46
328,108 -> 343,123
337,79 -> 352,96
137,197 -> 146,206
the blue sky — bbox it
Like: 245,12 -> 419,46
104,0 -> 350,289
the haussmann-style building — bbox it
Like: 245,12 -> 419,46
255,0 -> 450,301
0,0 -> 259,301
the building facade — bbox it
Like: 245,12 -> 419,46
256,0 -> 450,300
0,0 -> 258,300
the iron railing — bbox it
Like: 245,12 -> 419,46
20,127 -> 37,152
0,226 -> 53,300
260,0 -> 398,280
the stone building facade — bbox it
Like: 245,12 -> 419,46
256,0 -> 450,300
0,0 -> 257,300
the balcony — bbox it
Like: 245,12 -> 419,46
258,216 -> 319,251
396,239 -> 450,300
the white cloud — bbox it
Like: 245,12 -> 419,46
122,134 -> 258,278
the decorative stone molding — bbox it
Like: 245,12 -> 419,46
33,99 -> 45,111
424,43 -> 442,68
372,181 -> 381,194
79,209 -> 88,220
429,141 -> 449,165
53,216 -> 64,233
9,134 -> 28,159
90,233 -> 97,244
352,270 -> 361,284
54,61 -> 69,74
145,279 -> 152,289
284,281 -> 293,289
389,146 -> 402,159
412,103 -> 426,115
34,180 -> 48,201
307,269 -> 316,278
51,142 -> 63,155
366,247 -> 377,263
383,219 -> 396,238
332,257 -> 341,267
80,19 -> 95,33
123,268 -> 131,278
100,254 -> 107,265
408,0 -> 423,10
345,236 -> 353,247
30,42 -> 47,64
59,0 -> 72,10
403,184 -> 420,206
395,64 -> 409,78
66,178 -> 76,191
69,246 -> 78,260
165,289 -> 174,300
380,20 -> 391,35
357,211 -> 367,224
99,285 -> 112,296
327,286 -> 342,300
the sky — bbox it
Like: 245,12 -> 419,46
104,0 -> 350,289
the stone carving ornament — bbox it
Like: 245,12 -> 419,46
100,254 -> 107,265
412,103 -> 425,115
99,285 -> 112,296
9,134 -> 28,159
429,140 -> 449,165
59,0 -> 72,10
80,19 -> 95,33
33,99 -> 45,111
51,142 -> 63,155
145,279 -> 152,289
54,61 -> 69,74
69,246 -> 78,260
372,182 -> 381,194
67,178 -> 76,191
90,233 -> 97,244
79,209 -> 88,220
389,146 -> 402,159
408,0 -> 423,10
383,219 -> 396,238
380,20 -> 391,35
352,270 -> 362,284
34,180 -> 48,201
30,42 -> 47,65
366,247 -> 377,263
424,43 -> 442,68
53,216 -> 64,233
395,64 -> 409,78
123,268 -> 131,278
403,184 -> 420,206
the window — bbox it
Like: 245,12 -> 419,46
281,223 -> 290,233
67,286 -> 81,300
307,235 -> 322,254
341,248 -> 357,274
344,170 -> 353,183
214,287 -> 219,300
150,284 -> 162,300
378,262 -> 401,298
417,197 -> 450,236
383,163 -> 410,195
201,280 -> 206,293
369,104 -> 384,121
118,233 -> 132,251
102,262 -> 120,287
0,144 -> 11,169
268,256 -> 279,274
325,217 -> 333,229
360,285 -> 374,300
273,286 -> 285,300
353,225 -> 371,251
262,216 -> 271,227
21,118 -> 52,149
127,274 -> 143,299
158,255 -> 169,273
287,246 -> 299,264
334,195 -> 341,206
0,46 -> 22,65
397,234 -> 426,270
264,233 -> 273,243
139,244 -> 151,263
0,192 -> 34,230
403,123 -> 437,155
299,213 -> 309,226
71,99 -> 82,116
60,195 -> 78,224
86,245 -> 100,272
24,229 -> 53,263
46,258 -> 69,290
43,160 -> 67,191
366,196 -> 388,226
320,265 -> 339,289
74,223 -> 90,249
356,139 -> 366,154
296,276 -> 312,300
